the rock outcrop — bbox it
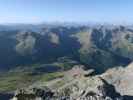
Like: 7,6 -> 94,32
11,76 -> 123,100
10,63 -> 133,100
11,87 -> 54,100
102,62 -> 133,96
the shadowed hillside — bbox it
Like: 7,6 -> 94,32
0,25 -> 132,72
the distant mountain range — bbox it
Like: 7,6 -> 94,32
0,24 -> 133,72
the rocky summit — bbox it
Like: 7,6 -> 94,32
11,77 -> 122,100
10,64 -> 133,100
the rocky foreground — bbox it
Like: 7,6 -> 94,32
9,63 -> 133,100
11,78 -> 123,100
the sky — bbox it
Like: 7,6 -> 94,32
0,0 -> 133,24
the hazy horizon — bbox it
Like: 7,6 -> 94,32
0,0 -> 133,24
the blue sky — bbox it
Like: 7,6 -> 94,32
0,0 -> 133,24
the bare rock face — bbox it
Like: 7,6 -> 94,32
101,62 -> 133,96
15,31 -> 36,56
56,77 -> 122,100
11,76 -> 123,100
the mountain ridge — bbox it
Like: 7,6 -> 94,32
0,24 -> 132,72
